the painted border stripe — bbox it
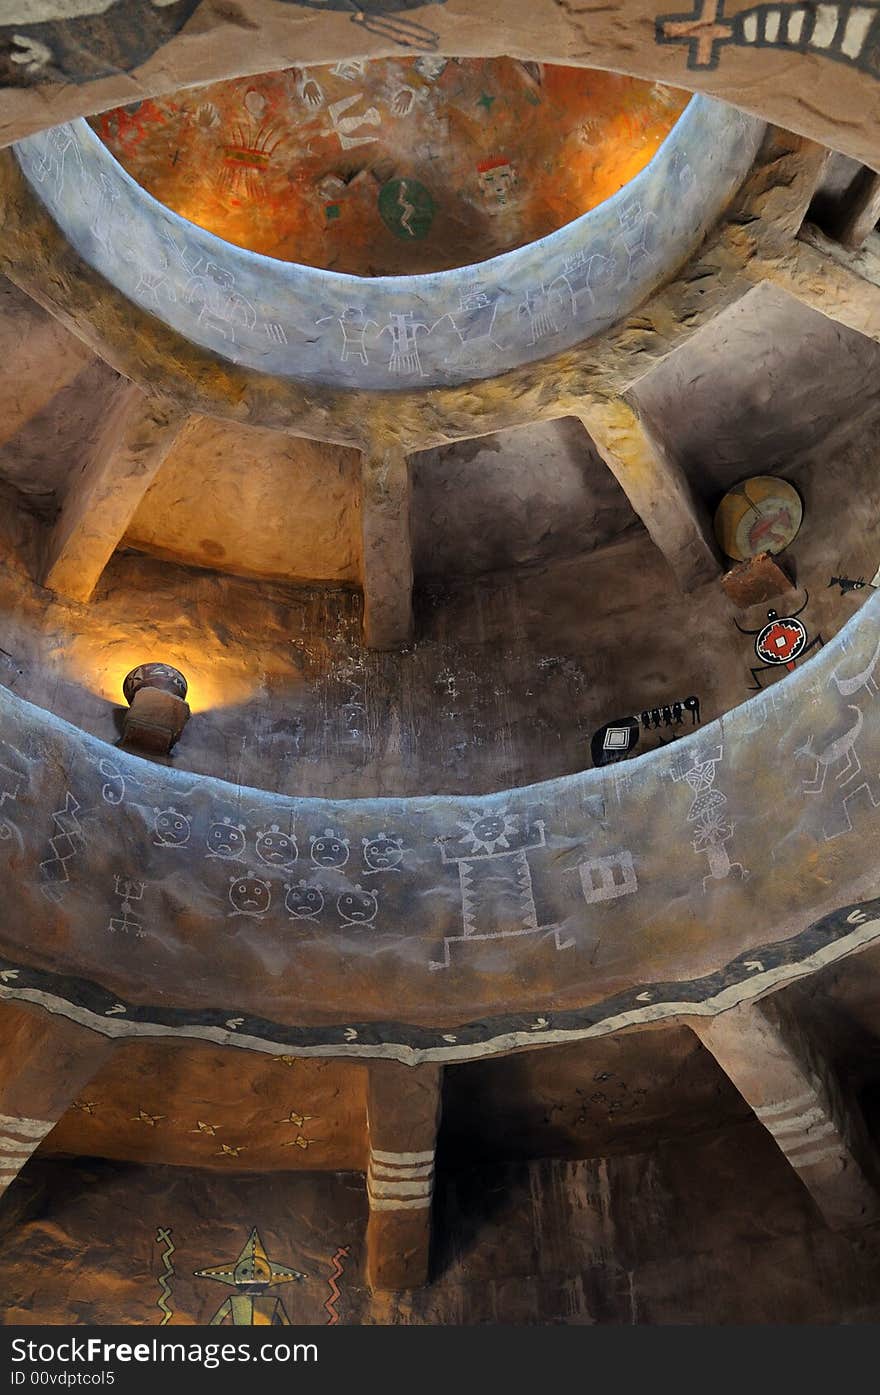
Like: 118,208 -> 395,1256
786,1121 -> 842,1155
0,1137 -> 38,1153
767,1106 -> 827,1137
791,1141 -> 844,1169
2,903 -> 880,1066
755,1091 -> 815,1121
369,1196 -> 433,1211
842,6 -> 874,56
786,7 -> 807,41
368,1178 -> 433,1199
371,1148 -> 435,1165
369,1162 -> 434,1180
0,1156 -> 30,1169
0,1112 -> 53,1137
811,4 -> 841,47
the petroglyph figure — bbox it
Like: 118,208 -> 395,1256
153,806 -> 191,847
328,93 -> 382,150
614,195 -> 658,278
255,825 -> 298,870
670,745 -> 749,891
40,792 -> 84,899
380,311 -> 429,376
433,814 -> 573,968
337,885 -> 379,929
318,308 -> 378,366
30,123 -> 82,194
578,852 -> 638,904
206,819 -> 246,861
362,833 -> 404,875
310,829 -> 350,869
284,881 -> 325,921
797,706 -> 864,795
228,872 -> 272,919
183,262 -> 256,342
109,876 -> 145,937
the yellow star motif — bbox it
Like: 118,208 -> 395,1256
73,1100 -> 96,1114
275,1111 -> 315,1128
275,1056 -> 298,1067
132,1109 -> 164,1127
191,1120 -> 219,1135
282,1135 -> 314,1150
217,1143 -> 246,1158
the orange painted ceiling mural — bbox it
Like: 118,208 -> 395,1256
90,58 -> 688,276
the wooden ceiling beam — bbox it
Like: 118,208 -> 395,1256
576,395 -> 721,591
365,1061 -> 441,1292
360,444 -> 413,651
692,1000 -> 880,1231
828,168 -> 880,251
41,380 -> 189,604
749,223 -> 880,348
0,286 -> 91,451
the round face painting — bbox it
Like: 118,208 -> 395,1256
229,874 -> 272,917
256,825 -> 298,868
153,807 -> 190,846
206,821 -> 246,859
362,834 -> 404,873
310,830 -> 350,869
285,881 -> 325,920
337,887 -> 379,926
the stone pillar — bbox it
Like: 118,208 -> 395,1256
360,444 -> 413,650
692,999 -> 880,1230
0,1005 -> 112,1203
366,1061 -> 441,1291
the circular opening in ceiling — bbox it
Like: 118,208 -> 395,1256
88,58 -> 689,278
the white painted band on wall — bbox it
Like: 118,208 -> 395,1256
0,1136 -> 40,1153
368,1195 -> 433,1211
812,4 -> 841,47
780,1120 -> 838,1153
842,7 -> 875,57
755,1091 -> 816,1121
371,1148 -> 435,1165
0,1112 -> 54,1137
368,1155 -> 435,1177
788,1141 -> 847,1170
766,1105 -> 827,1137
368,1177 -> 434,1200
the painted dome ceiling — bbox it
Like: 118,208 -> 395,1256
88,57 -> 688,276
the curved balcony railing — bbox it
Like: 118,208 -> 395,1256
13,99 -> 763,391
0,596 -> 877,1063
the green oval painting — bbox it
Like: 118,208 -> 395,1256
378,178 -> 436,240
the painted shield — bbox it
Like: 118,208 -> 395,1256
755,616 -> 807,666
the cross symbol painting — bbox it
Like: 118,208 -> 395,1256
656,2 -> 880,78
656,0 -> 735,69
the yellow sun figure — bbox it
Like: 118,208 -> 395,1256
456,809 -> 519,856
275,1111 -> 314,1128
194,1229 -> 307,1326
